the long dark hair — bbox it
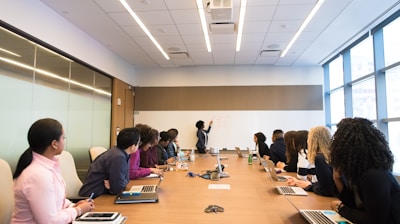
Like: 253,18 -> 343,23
330,117 -> 394,183
13,118 -> 63,179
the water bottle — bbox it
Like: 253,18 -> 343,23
248,152 -> 253,165
190,148 -> 195,162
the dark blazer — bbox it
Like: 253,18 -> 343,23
196,126 -> 211,150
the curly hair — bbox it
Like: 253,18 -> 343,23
307,126 -> 332,164
135,124 -> 158,148
330,117 -> 394,183
284,130 -> 296,163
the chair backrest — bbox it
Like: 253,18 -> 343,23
0,158 -> 14,223
57,151 -> 82,198
89,147 -> 107,162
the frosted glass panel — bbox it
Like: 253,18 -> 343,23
0,27 -> 112,173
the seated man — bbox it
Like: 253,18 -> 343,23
79,127 -> 140,198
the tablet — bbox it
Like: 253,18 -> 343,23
79,212 -> 120,221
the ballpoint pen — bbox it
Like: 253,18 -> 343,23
88,192 -> 94,202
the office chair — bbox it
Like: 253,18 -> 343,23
0,158 -> 14,223
57,151 -> 84,202
89,146 -> 107,162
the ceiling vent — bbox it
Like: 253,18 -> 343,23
210,22 -> 235,34
260,50 -> 281,57
169,52 -> 190,59
210,0 -> 233,21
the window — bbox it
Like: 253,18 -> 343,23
383,17 -> 400,66
329,56 -> 343,89
352,77 -> 376,120
386,67 -> 400,118
350,37 -> 374,80
330,89 -> 344,124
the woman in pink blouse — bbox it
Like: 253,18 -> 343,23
11,118 -> 94,224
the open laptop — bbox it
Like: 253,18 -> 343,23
114,177 -> 162,204
275,185 -> 308,196
216,154 -> 229,178
299,209 -> 353,224
265,159 -> 288,182
235,147 -> 248,158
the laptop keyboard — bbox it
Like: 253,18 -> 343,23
279,186 -> 296,194
303,211 -> 335,224
141,185 -> 156,193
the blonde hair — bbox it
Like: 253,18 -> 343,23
307,126 -> 332,164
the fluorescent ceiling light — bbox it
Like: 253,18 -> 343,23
280,0 -> 325,57
236,0 -> 247,52
196,0 -> 212,52
0,47 -> 20,57
0,56 -> 111,96
120,0 -> 170,60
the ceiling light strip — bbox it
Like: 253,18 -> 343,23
196,0 -> 212,52
236,0 -> 247,52
280,0 -> 325,57
120,0 -> 170,60
0,56 -> 111,96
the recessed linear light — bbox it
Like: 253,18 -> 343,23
120,0 -> 170,60
236,0 -> 247,52
197,0 -> 212,52
0,47 -> 21,57
0,56 -> 111,96
280,0 -> 324,57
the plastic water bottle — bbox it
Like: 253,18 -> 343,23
248,152 -> 253,165
190,149 -> 195,162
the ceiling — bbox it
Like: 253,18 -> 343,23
38,0 -> 399,69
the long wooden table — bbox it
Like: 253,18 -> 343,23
92,154 -> 337,223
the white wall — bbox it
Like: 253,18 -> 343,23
0,0 -> 136,85
133,65 -> 325,150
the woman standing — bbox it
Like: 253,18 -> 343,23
195,120 -> 213,154
330,117 -> 400,224
12,118 -> 93,224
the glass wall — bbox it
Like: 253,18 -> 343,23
324,11 -> 400,174
0,25 -> 112,174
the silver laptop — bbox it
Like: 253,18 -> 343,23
265,159 -> 288,182
216,154 -> 229,178
115,178 -> 162,204
235,147 -> 248,158
300,209 -> 353,224
275,185 -> 308,196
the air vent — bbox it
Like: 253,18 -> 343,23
210,0 -> 233,21
210,23 -> 235,34
169,52 -> 189,59
260,50 -> 281,57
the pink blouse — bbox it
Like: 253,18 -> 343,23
11,152 -> 78,224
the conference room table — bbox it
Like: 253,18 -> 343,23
93,153 -> 337,224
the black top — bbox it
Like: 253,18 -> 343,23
283,153 -> 298,172
270,138 -> 286,164
258,142 -> 271,157
304,153 -> 334,196
336,169 -> 400,224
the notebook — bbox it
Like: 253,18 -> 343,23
299,210 -> 353,224
114,178 -> 162,204
265,159 -> 288,182
235,147 -> 248,158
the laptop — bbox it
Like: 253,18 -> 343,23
114,178 -> 162,204
299,210 -> 353,224
265,159 -> 288,182
235,147 -> 248,158
216,154 -> 229,178
275,185 -> 308,196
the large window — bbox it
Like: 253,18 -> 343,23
324,12 -> 400,174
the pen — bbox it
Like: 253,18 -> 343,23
88,192 -> 94,202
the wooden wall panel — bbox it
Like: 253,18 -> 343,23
134,85 -> 323,111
